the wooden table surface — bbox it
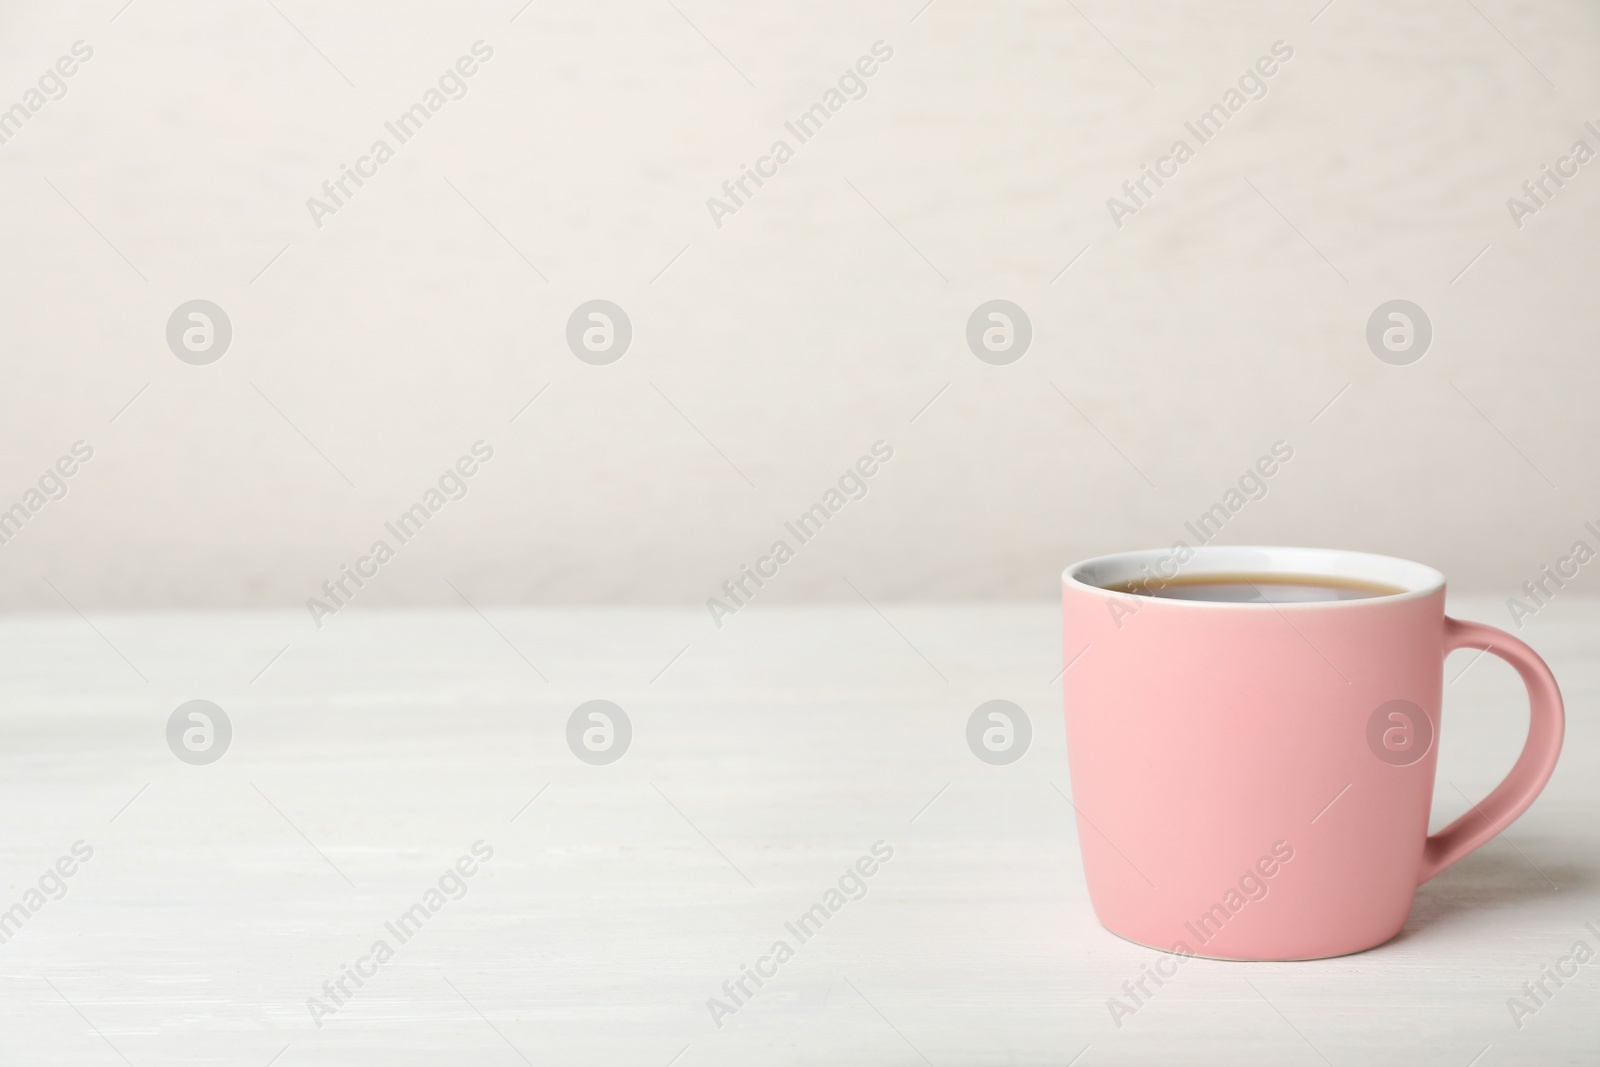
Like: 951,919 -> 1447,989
0,597 -> 1594,1066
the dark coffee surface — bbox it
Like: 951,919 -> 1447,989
1106,573 -> 1405,603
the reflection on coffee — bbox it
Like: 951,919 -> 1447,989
1106,573 -> 1405,603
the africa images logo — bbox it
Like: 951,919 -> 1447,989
1366,700 -> 1433,767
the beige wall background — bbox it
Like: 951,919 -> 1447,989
1,0 -> 1597,614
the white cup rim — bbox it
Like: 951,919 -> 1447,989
1063,545 -> 1445,608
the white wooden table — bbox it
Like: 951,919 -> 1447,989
0,598 -> 1593,1065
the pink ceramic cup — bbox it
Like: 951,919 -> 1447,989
1061,546 -> 1564,961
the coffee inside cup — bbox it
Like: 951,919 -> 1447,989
1105,572 -> 1406,603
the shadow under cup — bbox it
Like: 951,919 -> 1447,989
1060,546 -> 1563,961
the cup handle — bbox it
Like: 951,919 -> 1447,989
1418,617 -> 1565,884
